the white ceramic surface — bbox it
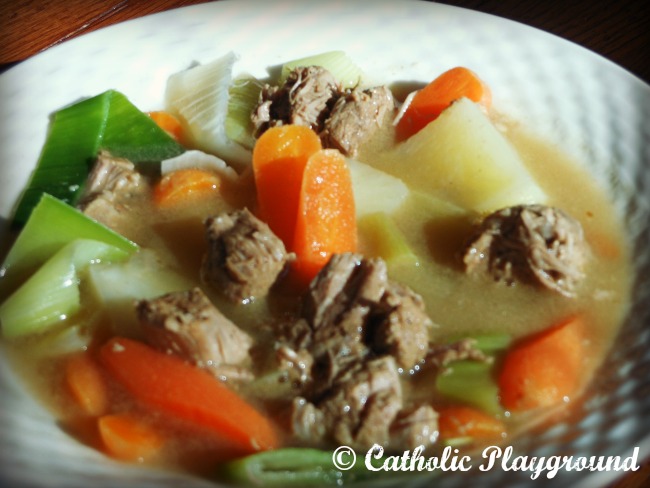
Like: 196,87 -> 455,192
1,1 -> 649,487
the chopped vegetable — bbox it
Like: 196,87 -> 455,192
292,149 -> 357,285
438,406 -> 505,442
148,110 -> 186,143
99,337 -> 279,453
499,316 -> 586,411
1,193 -> 137,293
396,67 -> 491,139
346,158 -> 409,218
0,239 -> 132,339
161,149 -> 238,180
252,125 -> 322,246
65,352 -> 109,417
436,359 -> 502,415
358,212 -> 418,267
98,413 -> 166,461
389,98 -> 547,213
219,448 -> 345,487
226,75 -> 262,149
13,90 -> 183,226
87,250 -> 195,337
279,51 -> 364,89
153,168 -> 222,207
166,51 -> 251,170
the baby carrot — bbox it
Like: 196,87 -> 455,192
252,125 -> 323,246
292,149 -> 357,285
396,66 -> 491,139
498,316 -> 586,411
98,413 -> 166,461
438,405 -> 506,441
153,168 -> 222,207
148,111 -> 185,144
99,337 -> 279,453
65,351 -> 109,417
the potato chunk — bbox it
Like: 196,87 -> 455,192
391,98 -> 547,213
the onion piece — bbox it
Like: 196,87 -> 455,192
165,52 -> 251,171
161,150 -> 238,182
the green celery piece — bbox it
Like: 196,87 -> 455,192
12,90 -> 184,227
226,74 -> 262,149
358,212 -> 418,267
0,239 -> 132,339
1,193 -> 137,294
219,448 -> 344,486
278,51 -> 364,89
446,333 -> 512,355
436,360 -> 502,415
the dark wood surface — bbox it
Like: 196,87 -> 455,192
0,1 -> 648,487
1,0 -> 648,82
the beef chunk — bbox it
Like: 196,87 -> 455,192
371,281 -> 432,371
276,344 -> 314,389
136,287 -> 253,380
202,208 -> 294,303
290,397 -> 326,441
390,404 -> 439,451
77,150 -> 143,228
426,338 -> 491,369
291,356 -> 403,450
322,86 -> 395,157
252,66 -> 339,137
463,204 -> 589,297
304,253 -> 387,386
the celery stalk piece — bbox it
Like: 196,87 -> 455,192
12,90 -> 184,227
87,250 -> 196,337
436,360 -> 502,415
166,51 -> 251,171
226,74 -> 262,149
358,212 -> 418,267
0,239 -> 132,339
219,448 -> 356,487
278,51 -> 364,89
1,193 -> 137,294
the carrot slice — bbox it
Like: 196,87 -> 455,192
498,316 -> 586,411
65,351 -> 109,417
148,110 -> 185,143
252,125 -> 323,246
438,405 -> 505,441
153,168 -> 221,207
292,149 -> 357,285
98,413 -> 165,461
99,337 -> 279,453
396,66 -> 491,139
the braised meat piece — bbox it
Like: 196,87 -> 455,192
390,404 -> 439,451
202,208 -> 294,303
77,150 -> 144,228
252,66 -> 340,137
291,356 -> 403,450
371,281 -> 432,371
322,86 -> 395,157
463,204 -> 589,297
426,338 -> 491,369
136,287 -> 253,380
303,253 -> 387,387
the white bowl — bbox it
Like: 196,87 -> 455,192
1,1 -> 649,487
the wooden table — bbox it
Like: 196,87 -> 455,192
1,0 -> 649,82
0,1 -> 648,487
